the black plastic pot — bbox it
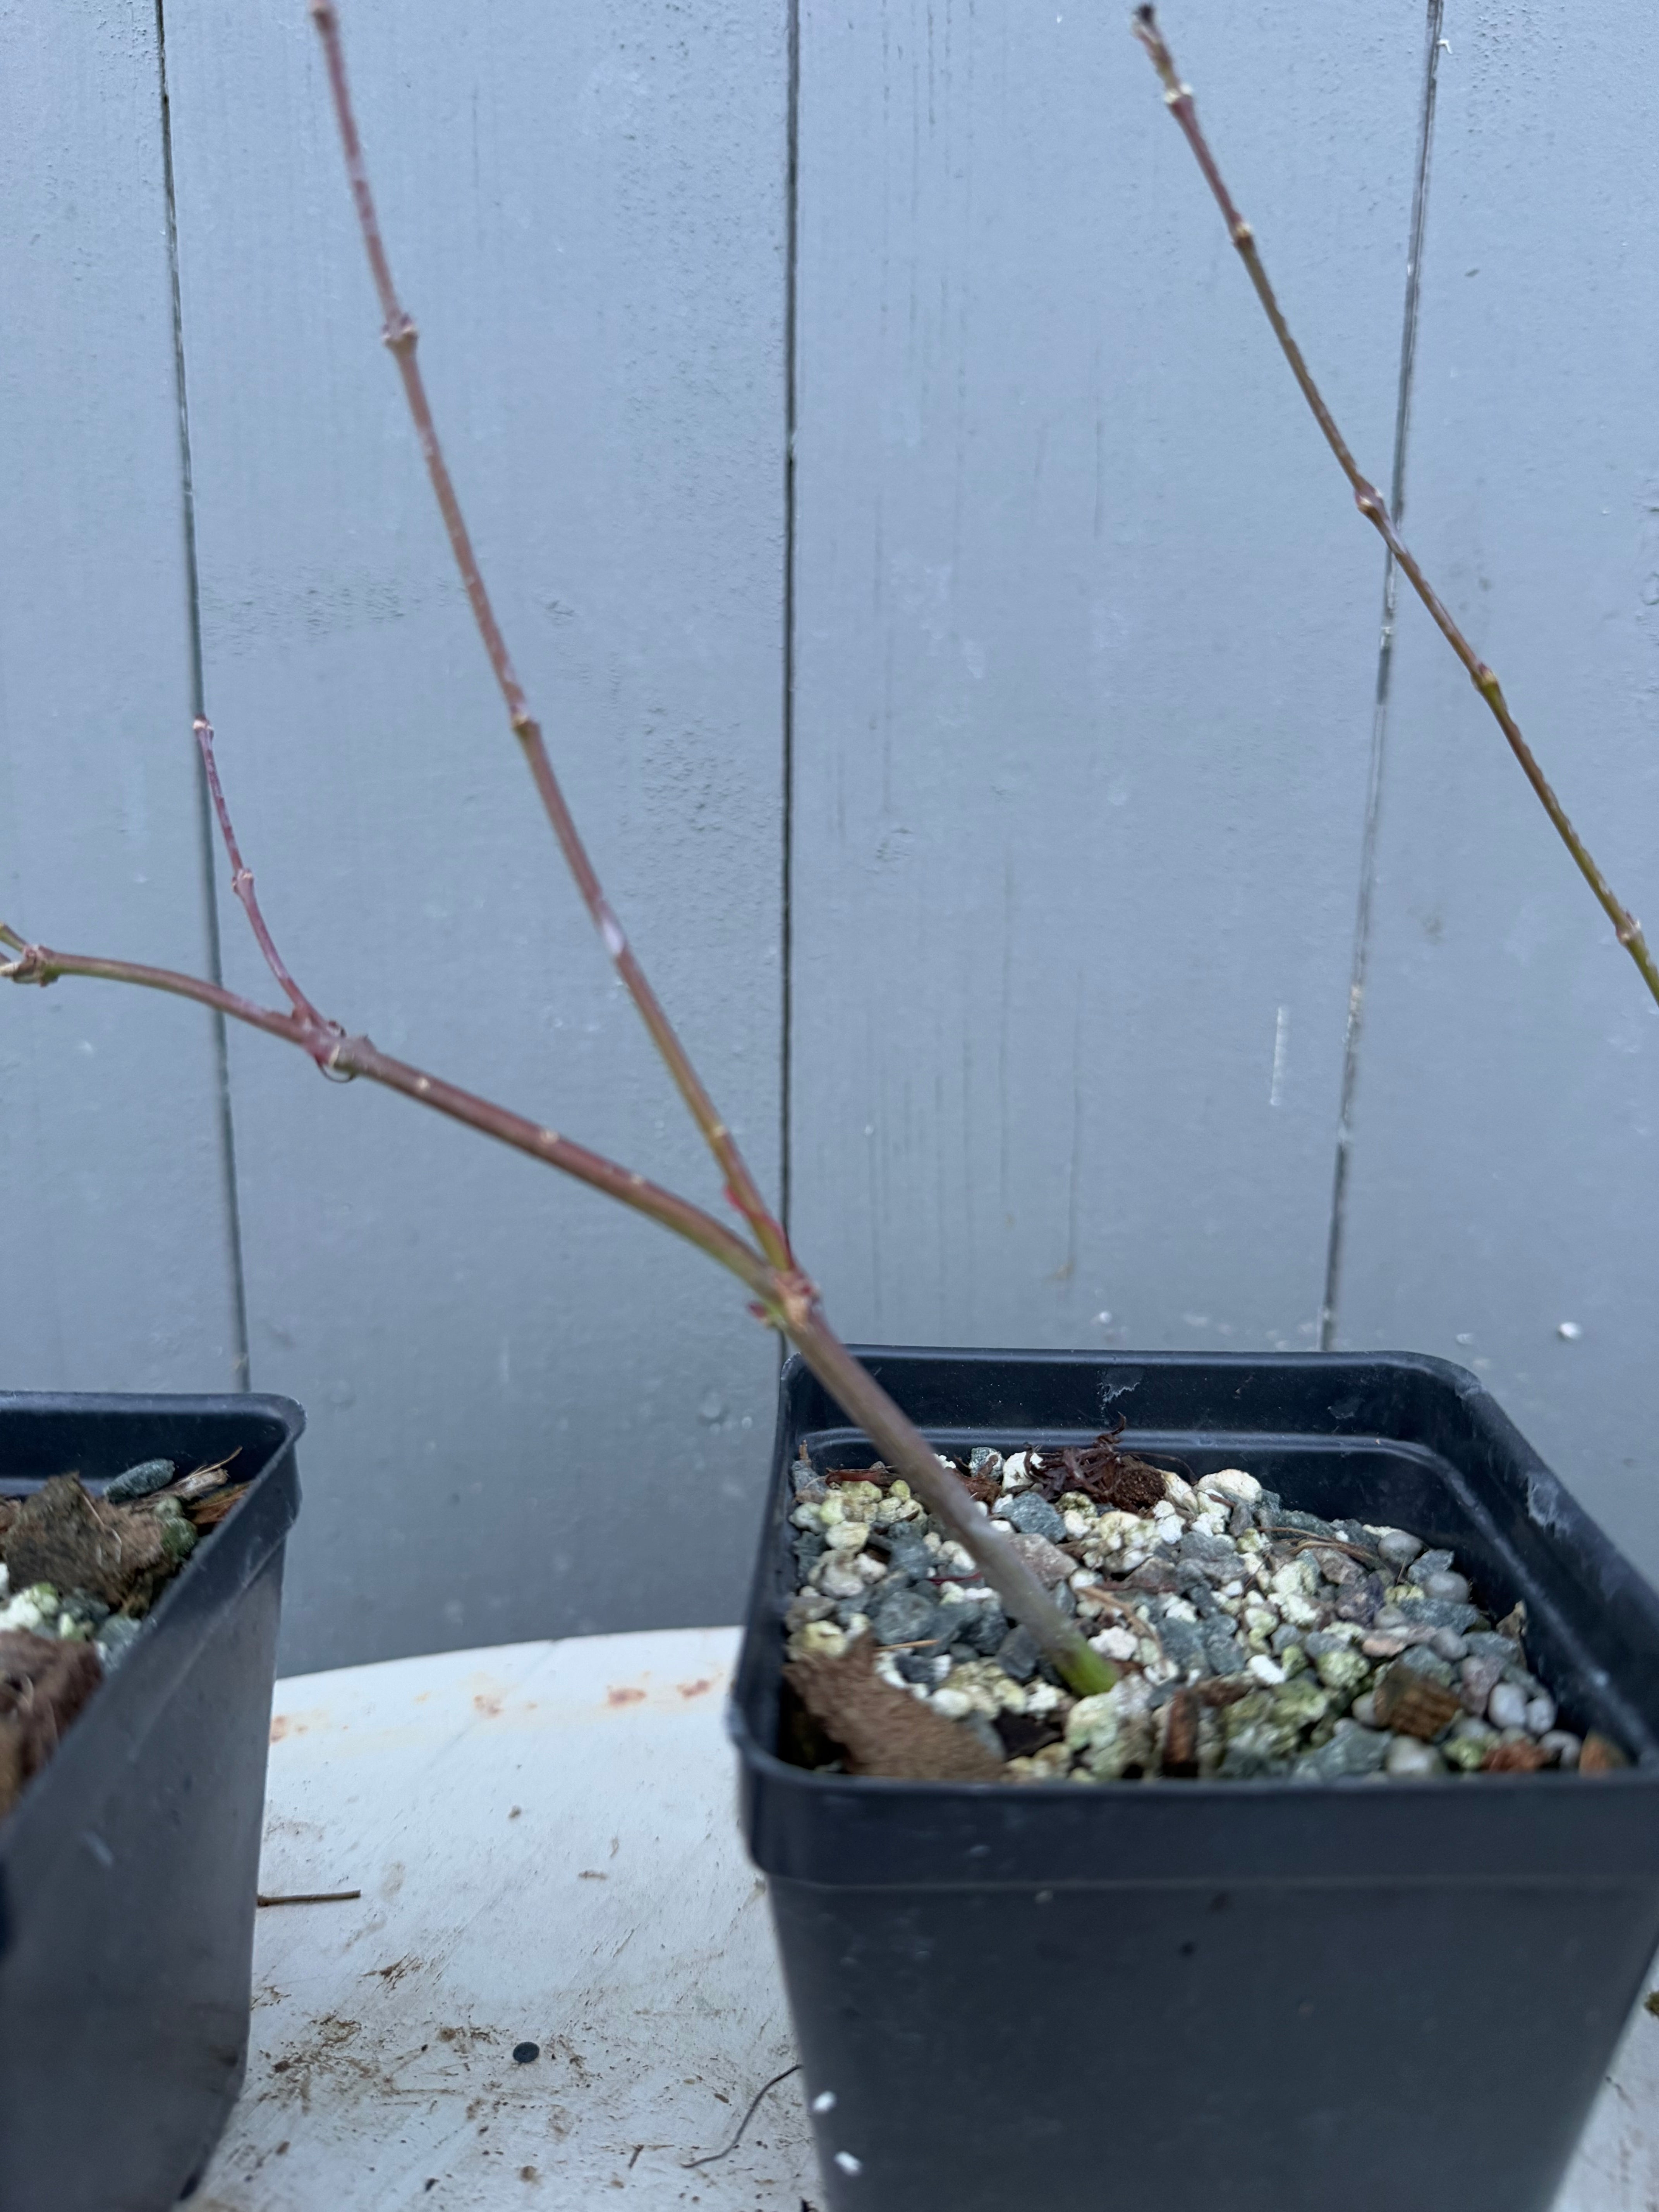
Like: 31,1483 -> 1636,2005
0,1391 -> 303,2212
733,1349 -> 1659,2212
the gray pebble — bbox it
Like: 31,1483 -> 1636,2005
1270,1622 -> 1305,1656
1422,1570 -> 1472,1605
1351,1691 -> 1380,1729
1465,1631 -> 1518,1666
1384,1735 -> 1444,1778
93,1615 -> 143,1669
1400,1597 -> 1481,1634
870,1586 -> 943,1647
881,1536 -> 933,1582
1540,1730 -> 1581,1769
960,1600 -> 1011,1656
994,1491 -> 1067,1545
1202,1621 -> 1247,1677
1334,1573 -> 1386,1626
1376,1530 -> 1423,1568
1177,1529 -> 1242,1578
105,1458 -> 175,1504
1429,1628 -> 1469,1662
1155,1612 -> 1210,1681
1296,1719 -> 1391,1782
793,1532 -> 826,1577
1460,1653 -> 1506,1715
1487,1681 -> 1531,1732
1406,1549 -> 1456,1587
1525,1694 -> 1557,1738
1272,1510 -> 1340,1540
968,1447 -> 1003,1477
996,1625 -> 1041,1683
1398,1646 -> 1455,1688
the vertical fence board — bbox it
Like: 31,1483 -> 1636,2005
164,0 -> 788,1669
0,0 -> 241,1393
789,2 -> 1425,1359
1335,1 -> 1659,1582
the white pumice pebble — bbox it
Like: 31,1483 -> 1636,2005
1248,1654 -> 1287,1686
1487,1681 -> 1530,1731
1198,1469 -> 1263,1508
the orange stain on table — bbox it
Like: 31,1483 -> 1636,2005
606,1685 -> 646,1707
675,1679 -> 714,1700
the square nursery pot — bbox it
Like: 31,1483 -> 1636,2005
732,1348 -> 1659,2212
0,1391 -> 302,2212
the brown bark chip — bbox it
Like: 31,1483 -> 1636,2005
1580,1731 -> 1632,1775
1161,1688 -> 1200,1779
1372,1662 -> 1462,1742
2,1475 -> 167,1609
785,1639 -> 1003,1783
1482,1737 -> 1550,1774
0,1631 -> 102,1820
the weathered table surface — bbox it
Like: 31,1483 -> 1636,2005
198,1625 -> 1656,2210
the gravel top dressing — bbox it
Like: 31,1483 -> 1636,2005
781,1434 -> 1630,1784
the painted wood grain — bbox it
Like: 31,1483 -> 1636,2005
163,0 -> 789,1669
0,0 -> 242,1393
1334,0 -> 1659,1585
788,0 -> 1426,1358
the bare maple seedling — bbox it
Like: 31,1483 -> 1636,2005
1,2 -> 1110,1699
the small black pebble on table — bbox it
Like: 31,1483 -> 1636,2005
512,2041 -> 540,2064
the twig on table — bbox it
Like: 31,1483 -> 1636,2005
1132,4 -> 1659,1012
682,2064 -> 802,2170
256,1889 -> 362,1907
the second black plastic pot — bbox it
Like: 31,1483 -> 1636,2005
0,1391 -> 303,2212
732,1349 -> 1659,2212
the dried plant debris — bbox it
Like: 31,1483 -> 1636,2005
0,1454 -> 250,1821
0,1631 -> 102,1821
783,1445 -> 1630,1787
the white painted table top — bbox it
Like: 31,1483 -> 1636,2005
197,1626 -> 1655,2210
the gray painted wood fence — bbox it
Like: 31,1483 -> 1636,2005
4,0 -> 1657,1672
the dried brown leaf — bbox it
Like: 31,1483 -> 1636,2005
785,1639 -> 1003,1783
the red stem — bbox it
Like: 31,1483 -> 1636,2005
1132,5 -> 1659,1011
307,0 -> 796,1273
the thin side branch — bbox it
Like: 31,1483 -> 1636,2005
0,922 -> 770,1292
195,716 -> 339,1051
307,0 -> 797,1273
0,915 -> 1111,1698
1132,5 -> 1659,1012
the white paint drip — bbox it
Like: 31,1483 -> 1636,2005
812,2090 -> 837,2114
834,2151 -> 864,2175
1269,1003 -> 1290,1107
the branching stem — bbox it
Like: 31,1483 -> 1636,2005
1132,4 -> 1659,1011
0,910 -> 1109,1696
1,3 -> 1120,1705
